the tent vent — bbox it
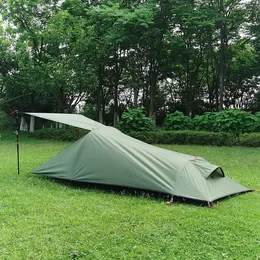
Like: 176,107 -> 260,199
209,168 -> 225,179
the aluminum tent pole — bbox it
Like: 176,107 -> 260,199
11,110 -> 20,175
16,111 -> 20,175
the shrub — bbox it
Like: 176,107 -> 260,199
163,111 -> 191,130
119,108 -> 155,132
34,127 -> 88,141
255,112 -> 260,132
33,128 -> 260,147
192,110 -> 258,134
214,109 -> 257,134
192,112 -> 218,132
128,130 -> 237,146
239,133 -> 260,147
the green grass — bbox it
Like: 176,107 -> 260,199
0,133 -> 260,260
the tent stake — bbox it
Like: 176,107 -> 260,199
166,197 -> 174,206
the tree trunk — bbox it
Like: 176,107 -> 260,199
133,88 -> 139,108
149,80 -> 156,120
98,97 -> 103,124
113,84 -> 119,127
20,116 -> 28,131
219,32 -> 224,111
113,51 -> 122,127
29,116 -> 35,132
149,62 -> 157,120
219,0 -> 227,111
97,65 -> 104,124
97,85 -> 103,124
186,56 -> 192,117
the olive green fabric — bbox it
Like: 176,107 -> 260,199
25,112 -> 103,130
31,126 -> 250,202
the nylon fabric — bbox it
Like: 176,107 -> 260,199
31,126 -> 251,202
25,112 -> 103,130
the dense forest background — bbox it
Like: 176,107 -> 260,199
0,0 -> 259,126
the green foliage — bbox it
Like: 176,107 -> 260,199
81,103 -> 98,121
214,110 -> 257,134
163,111 -> 191,130
34,127 -> 88,141
239,133 -> 260,147
119,108 -> 155,132
192,112 -> 218,132
128,128 -> 260,147
0,111 -> 12,130
0,0 -> 259,125
255,112 -> 260,131
192,110 -> 258,134
128,130 -> 237,146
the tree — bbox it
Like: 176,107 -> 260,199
43,10 -> 98,112
0,0 -> 61,112
0,20 -> 21,111
1,0 -> 259,125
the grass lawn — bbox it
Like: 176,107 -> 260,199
0,133 -> 260,260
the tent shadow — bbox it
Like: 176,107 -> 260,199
39,176 -> 253,208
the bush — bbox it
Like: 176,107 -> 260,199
255,112 -> 260,132
34,127 -> 89,141
119,108 -> 155,132
239,133 -> 260,147
33,127 -> 260,147
128,130 -> 237,146
192,112 -> 218,132
163,111 -> 191,130
0,111 -> 13,131
214,110 -> 257,134
192,110 -> 258,134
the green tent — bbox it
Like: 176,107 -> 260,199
26,113 -> 250,203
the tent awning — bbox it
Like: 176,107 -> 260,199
24,112 -> 104,131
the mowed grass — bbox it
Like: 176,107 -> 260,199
0,133 -> 260,260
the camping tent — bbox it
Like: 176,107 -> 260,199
26,113 -> 250,203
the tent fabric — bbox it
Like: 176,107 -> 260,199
31,126 -> 250,202
25,112 -> 103,131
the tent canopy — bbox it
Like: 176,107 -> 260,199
27,113 -> 251,202
25,112 -> 103,130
